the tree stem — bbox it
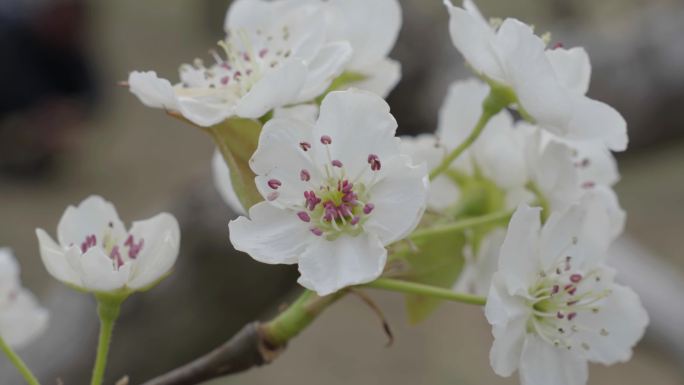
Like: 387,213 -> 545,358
363,278 -> 486,306
0,335 -> 41,385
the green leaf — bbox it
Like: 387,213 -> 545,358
393,229 -> 467,324
207,118 -> 263,211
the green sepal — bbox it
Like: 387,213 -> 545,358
207,117 -> 264,211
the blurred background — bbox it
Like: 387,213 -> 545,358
1,0 -> 683,384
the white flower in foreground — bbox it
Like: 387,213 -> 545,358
129,0 -> 351,127
36,196 -> 180,293
443,0 -> 627,151
0,249 -> 48,348
229,90 -> 428,295
322,0 -> 403,96
485,201 -> 648,385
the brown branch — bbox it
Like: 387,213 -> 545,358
139,322 -> 283,385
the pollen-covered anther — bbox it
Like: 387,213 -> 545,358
368,154 -> 381,171
363,203 -> 375,215
332,160 -> 343,168
310,227 -> 323,236
267,179 -> 282,189
300,169 -> 311,181
297,211 -> 311,223
300,142 -> 311,151
320,135 -> 332,145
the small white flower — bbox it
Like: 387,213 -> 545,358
129,0 -> 352,127
36,196 -> 180,293
229,89 -> 428,295
443,0 -> 627,151
0,249 -> 49,349
322,0 -> 403,96
454,228 -> 506,296
485,201 -> 648,385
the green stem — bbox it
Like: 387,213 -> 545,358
0,336 -> 41,385
429,90 -> 508,181
364,278 -> 486,306
410,210 -> 513,240
261,290 -> 346,346
90,294 -> 124,385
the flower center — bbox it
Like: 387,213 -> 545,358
527,252 -> 612,352
79,222 -> 145,270
178,26 -> 293,99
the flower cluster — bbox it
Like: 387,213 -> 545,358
0,248 -> 48,349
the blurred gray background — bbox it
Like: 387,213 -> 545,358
0,0 -> 683,384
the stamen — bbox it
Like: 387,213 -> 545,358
267,191 -> 279,201
331,160 -> 343,168
368,154 -> 381,171
363,203 -> 375,215
268,179 -> 282,190
297,212 -> 311,223
300,142 -> 311,151
300,169 -> 311,181
320,135 -> 332,145
310,227 -> 323,236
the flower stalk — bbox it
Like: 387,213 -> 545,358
363,278 -> 486,306
0,335 -> 41,385
410,210 -> 513,240
90,293 -> 125,385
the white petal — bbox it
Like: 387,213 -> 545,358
495,19 -> 572,132
546,47 -> 591,95
76,248 -> 128,292
128,71 -> 179,110
539,203 -> 586,270
363,155 -> 428,245
273,104 -> 319,124
443,0 -> 504,81
235,59 -> 309,119
298,233 -> 386,295
126,213 -> 181,290
565,94 -> 628,152
229,202 -> 311,265
353,58 -> 402,98
295,41 -> 353,103
176,97 -> 237,128
572,282 -> 648,365
534,141 -> 581,210
251,118 -> 319,208
314,89 -> 400,178
56,195 -> 127,254
474,112 -> 528,189
327,0 -> 401,70
499,205 -> 542,296
0,248 -> 19,291
0,289 -> 49,349
437,79 -> 490,149
519,335 -> 589,385
212,150 -> 247,215
35,229 -> 81,287
468,228 -> 507,296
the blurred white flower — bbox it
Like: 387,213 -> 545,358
485,201 -> 648,385
229,90 -> 428,295
322,0 -> 403,97
0,248 -> 48,349
36,196 -> 180,293
454,228 -> 506,296
443,0 -> 627,151
129,0 -> 352,126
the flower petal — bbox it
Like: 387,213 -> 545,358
35,229 -> 81,287
298,233 -> 386,295
327,0 -> 401,70
566,94 -> 628,152
437,79 -> 490,149
295,41 -> 353,103
499,205 -> 542,296
76,247 -> 129,292
353,58 -> 401,97
546,47 -> 591,95
128,71 -> 179,110
0,289 -> 49,349
363,155 -> 428,245
314,89 -> 400,178
235,58 -> 309,119
126,213 -> 181,290
56,195 -> 127,254
212,150 -> 247,215
519,334 -> 589,385
229,202 -> 311,265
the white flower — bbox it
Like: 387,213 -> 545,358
129,0 -> 352,127
485,201 -> 648,385
229,89 -> 428,295
0,248 -> 49,349
322,0 -> 403,97
454,228 -> 506,296
36,196 -> 180,293
443,0 -> 627,151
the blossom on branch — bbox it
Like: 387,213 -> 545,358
485,201 -> 648,385
36,196 -> 180,294
0,248 -> 48,349
229,90 -> 428,295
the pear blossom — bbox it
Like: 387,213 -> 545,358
36,196 -> 180,293
454,229 -> 506,296
321,0 -> 403,96
0,248 -> 48,348
229,90 -> 428,295
443,0 -> 627,151
129,0 -> 352,127
485,201 -> 648,385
